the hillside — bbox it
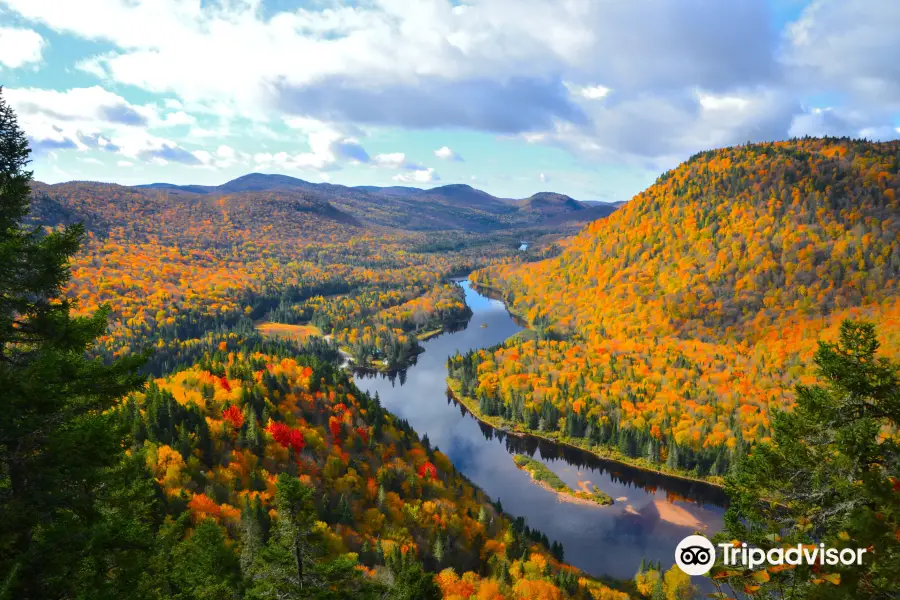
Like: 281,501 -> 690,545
25,181 -> 517,371
458,138 -> 900,479
24,176 -> 616,371
17,176 -> 632,599
518,192 -> 585,216
129,174 -> 594,231
111,345 -> 627,599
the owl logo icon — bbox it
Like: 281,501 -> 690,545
675,535 -> 716,576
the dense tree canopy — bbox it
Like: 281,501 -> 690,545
0,86 -> 148,599
715,321 -> 899,600
458,138 -> 900,480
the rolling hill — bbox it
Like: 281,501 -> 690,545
24,171 -> 619,377
128,173 -> 606,231
458,137 -> 900,479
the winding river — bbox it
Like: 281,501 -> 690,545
354,281 -> 725,584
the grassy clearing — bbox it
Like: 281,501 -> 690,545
256,322 -> 323,342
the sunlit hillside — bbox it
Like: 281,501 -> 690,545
461,138 -> 900,477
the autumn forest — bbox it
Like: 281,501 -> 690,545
2,85 -> 899,600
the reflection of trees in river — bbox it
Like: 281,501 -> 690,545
355,366 -> 409,386
450,391 -> 728,508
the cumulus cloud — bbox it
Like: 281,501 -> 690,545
5,86 -> 149,153
374,152 -> 416,169
0,27 -> 45,69
2,0 -> 899,169
525,86 -> 799,168
267,118 -> 371,170
784,0 -> 900,110
137,144 -> 201,166
158,111 -> 197,127
565,83 -> 611,100
2,86 -> 213,163
274,76 -> 587,133
0,0 -> 776,134
192,144 -> 245,169
434,146 -> 462,161
393,168 -> 440,183
789,107 -> 900,141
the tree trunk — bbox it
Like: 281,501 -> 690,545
293,535 -> 303,589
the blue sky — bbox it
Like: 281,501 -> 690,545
0,0 -> 897,200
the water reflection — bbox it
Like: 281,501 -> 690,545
353,281 -> 725,583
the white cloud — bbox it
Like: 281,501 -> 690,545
75,56 -> 106,78
696,90 -> 751,112
527,87 -> 798,168
784,0 -> 900,110
789,106 -> 900,141
1,0 -> 777,130
194,144 -> 244,169
373,152 -> 415,169
272,119 -> 371,170
188,125 -> 229,138
434,146 -> 462,161
191,144 -> 244,169
0,27 -> 45,69
4,85 -> 248,166
539,172 -> 547,183
158,110 -> 197,127
4,86 -> 149,153
3,0 -> 898,172
565,82 -> 611,100
117,160 -> 133,167
393,168 -> 439,183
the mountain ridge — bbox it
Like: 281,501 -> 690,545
38,173 -> 620,232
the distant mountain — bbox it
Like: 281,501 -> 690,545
519,192 -> 585,215
581,199 -> 627,208
217,173 -> 320,192
528,202 -> 619,229
135,173 -> 318,194
352,185 -> 422,197
70,173 -> 617,233
418,184 -> 514,212
135,182 -> 215,194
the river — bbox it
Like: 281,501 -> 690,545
353,281 -> 725,585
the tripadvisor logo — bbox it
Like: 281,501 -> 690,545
675,535 -> 716,576
674,534 -> 868,576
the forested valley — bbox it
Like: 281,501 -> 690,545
0,89 -> 631,600
3,86 -> 898,600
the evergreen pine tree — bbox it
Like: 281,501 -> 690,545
0,86 -> 149,599
720,321 -> 900,599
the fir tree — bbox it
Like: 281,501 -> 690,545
719,321 -> 900,599
0,86 -> 148,599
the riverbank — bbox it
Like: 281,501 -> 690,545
467,281 -> 532,324
346,314 -> 473,373
358,280 -> 726,583
446,379 -> 726,490
513,455 -> 614,506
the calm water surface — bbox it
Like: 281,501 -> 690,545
354,281 -> 725,584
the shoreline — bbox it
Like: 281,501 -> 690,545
513,455 -> 614,507
446,380 -> 725,491
348,314 -> 473,373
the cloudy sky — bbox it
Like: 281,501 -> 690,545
0,0 -> 897,200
